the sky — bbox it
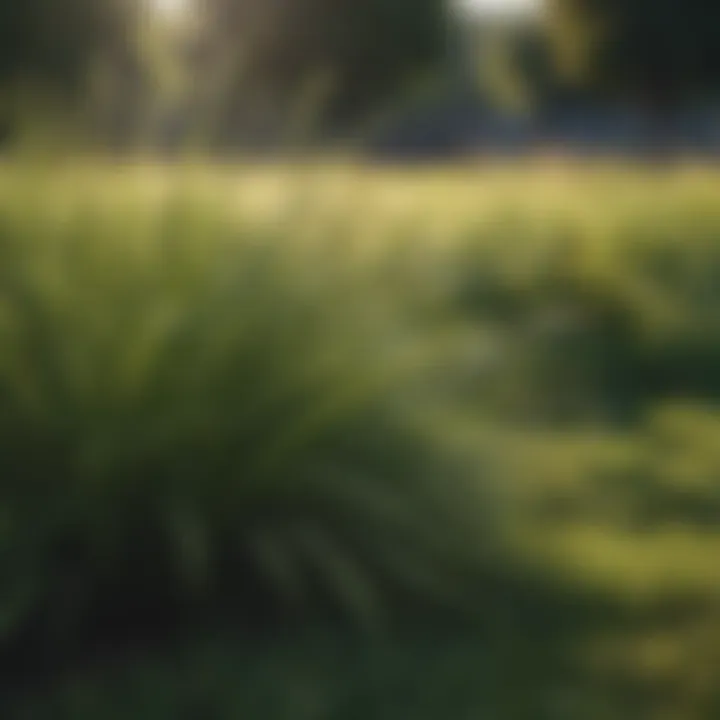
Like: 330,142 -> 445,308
460,0 -> 540,16
152,0 -> 186,17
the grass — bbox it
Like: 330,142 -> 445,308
0,162 -> 499,667
4,158 -> 720,718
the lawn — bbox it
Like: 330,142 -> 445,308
3,158 -> 720,719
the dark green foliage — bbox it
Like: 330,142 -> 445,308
197,0 -> 448,137
0,0 -> 143,147
7,617 -> 607,720
0,0 -> 135,96
474,21 -> 562,115
545,0 -> 720,110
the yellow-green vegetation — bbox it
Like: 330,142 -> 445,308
4,159 -> 720,719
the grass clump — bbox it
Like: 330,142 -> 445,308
0,166 -> 497,691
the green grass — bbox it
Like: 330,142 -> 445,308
0,163 -> 500,661
5,159 -> 720,718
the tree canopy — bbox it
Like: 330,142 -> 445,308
0,0 -> 146,146
0,0 -> 138,98
197,0 -> 448,137
544,0 -> 720,111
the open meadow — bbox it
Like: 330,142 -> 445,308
4,158 -> 720,719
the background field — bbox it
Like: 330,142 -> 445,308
4,159 -> 720,719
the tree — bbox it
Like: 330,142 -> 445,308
0,0 -> 144,145
473,18 -> 560,115
0,0 -> 139,96
195,0 -> 448,141
544,0 -> 720,113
